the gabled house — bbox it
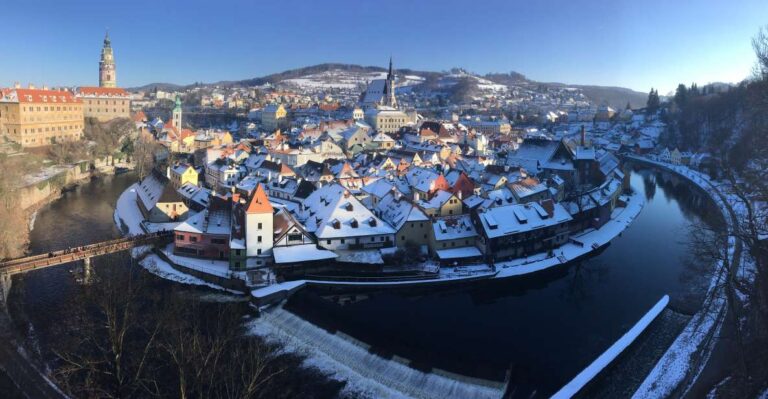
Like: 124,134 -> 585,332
136,172 -> 188,222
297,183 -> 395,250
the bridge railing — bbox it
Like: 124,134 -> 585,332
0,231 -> 173,271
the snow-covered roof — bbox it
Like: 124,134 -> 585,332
175,209 -> 231,235
432,215 -> 477,241
417,190 -> 455,210
375,192 -> 428,231
298,183 -> 395,239
436,246 -> 483,260
478,202 -> 572,239
177,183 -> 211,208
273,244 -> 337,264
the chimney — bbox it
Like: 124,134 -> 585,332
13,82 -> 20,89
28,83 -> 36,89
580,125 -> 586,147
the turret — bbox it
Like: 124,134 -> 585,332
99,30 -> 117,88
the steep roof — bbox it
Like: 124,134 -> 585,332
2,88 -> 81,103
246,183 -> 273,214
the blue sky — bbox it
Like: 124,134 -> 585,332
1,0 -> 765,93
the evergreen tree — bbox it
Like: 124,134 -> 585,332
646,88 -> 660,114
674,84 -> 688,108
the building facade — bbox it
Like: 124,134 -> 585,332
0,87 -> 84,147
76,87 -> 131,121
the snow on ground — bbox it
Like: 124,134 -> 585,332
629,156 -> 747,398
249,304 -> 505,399
114,183 -> 144,234
139,253 -> 241,294
113,184 -> 241,294
553,295 -> 670,398
283,70 -> 388,90
28,210 -> 38,232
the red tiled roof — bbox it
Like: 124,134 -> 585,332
246,184 -> 273,214
132,111 -> 147,121
77,86 -> 130,97
10,88 -> 81,103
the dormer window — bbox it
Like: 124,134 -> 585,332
350,219 -> 359,228
345,202 -> 353,211
332,219 -> 341,229
369,217 -> 377,227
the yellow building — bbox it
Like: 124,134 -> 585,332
417,190 -> 463,217
76,87 -> 131,121
364,106 -> 412,134
0,87 -> 84,147
261,104 -> 287,132
169,164 -> 199,189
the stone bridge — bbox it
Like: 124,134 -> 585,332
0,231 -> 172,398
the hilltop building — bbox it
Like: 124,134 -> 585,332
75,32 -> 130,121
0,85 -> 84,147
99,31 -> 117,88
76,87 -> 131,121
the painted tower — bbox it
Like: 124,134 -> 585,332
245,183 -> 274,259
99,31 -> 117,88
172,95 -> 183,129
384,56 -> 397,108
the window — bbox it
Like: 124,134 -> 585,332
258,222 -> 263,229
190,236 -> 198,242
257,236 -> 262,243
257,249 -> 262,255
340,239 -> 345,244
176,234 -> 184,241
288,233 -> 302,242
327,239 -> 331,245
212,238 -> 226,244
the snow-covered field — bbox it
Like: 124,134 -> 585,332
283,70 -> 387,90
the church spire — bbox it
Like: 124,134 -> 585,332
385,56 -> 397,109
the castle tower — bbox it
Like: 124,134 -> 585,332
245,184 -> 274,258
385,56 -> 397,108
172,95 -> 183,129
99,31 -> 117,88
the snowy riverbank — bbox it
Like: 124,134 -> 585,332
251,188 -> 645,302
113,183 -> 242,294
627,155 -> 751,398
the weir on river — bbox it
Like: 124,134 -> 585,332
4,169 -> 724,398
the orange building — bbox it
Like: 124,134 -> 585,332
0,87 -> 84,147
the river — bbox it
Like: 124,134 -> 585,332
5,167 -> 721,398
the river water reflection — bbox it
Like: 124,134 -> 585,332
10,168 -> 720,398
283,169 -> 722,395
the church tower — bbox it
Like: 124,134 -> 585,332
384,57 -> 397,108
99,31 -> 117,88
172,95 -> 183,129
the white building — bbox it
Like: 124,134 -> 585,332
245,183 -> 274,259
